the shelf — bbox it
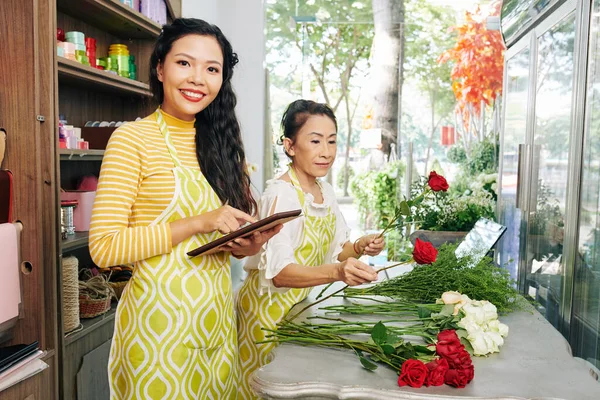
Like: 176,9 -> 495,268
57,0 -> 161,39
58,57 -> 152,97
42,349 -> 56,360
164,0 -> 181,19
64,303 -> 117,346
59,149 -> 105,161
62,232 -> 89,252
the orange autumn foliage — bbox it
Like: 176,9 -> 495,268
438,2 -> 505,119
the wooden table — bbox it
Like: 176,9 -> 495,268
250,279 -> 600,399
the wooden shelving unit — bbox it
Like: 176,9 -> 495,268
64,303 -> 117,346
58,57 -> 152,97
59,149 -> 105,161
1,0 -> 182,397
61,232 -> 90,252
52,1 -> 177,399
57,0 -> 161,39
164,0 -> 181,19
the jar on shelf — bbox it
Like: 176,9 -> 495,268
60,199 -> 78,238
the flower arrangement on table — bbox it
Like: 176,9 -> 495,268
263,231 -> 518,390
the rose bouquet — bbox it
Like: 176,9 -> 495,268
398,330 -> 474,388
261,321 -> 475,389
264,289 -> 509,389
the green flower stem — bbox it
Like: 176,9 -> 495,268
262,327 -> 402,370
286,286 -> 346,322
313,186 -> 432,302
377,188 -> 431,239
315,282 -> 336,301
288,261 -> 409,321
261,321 -> 435,371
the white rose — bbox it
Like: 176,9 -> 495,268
487,320 -> 510,338
497,322 -> 509,337
460,294 -> 472,304
488,319 -> 500,330
486,331 -> 504,350
458,316 -> 482,335
481,301 -> 498,322
482,332 -> 500,353
468,331 -> 489,356
463,303 -> 486,325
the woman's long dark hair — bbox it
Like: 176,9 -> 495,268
150,18 -> 256,215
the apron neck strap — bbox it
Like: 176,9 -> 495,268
288,163 -> 325,210
287,164 -> 307,207
156,108 -> 183,168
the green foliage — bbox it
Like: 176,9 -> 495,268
411,177 -> 496,232
336,165 -> 355,192
447,145 -> 467,164
346,243 -> 520,313
265,0 -> 373,108
350,161 -> 405,229
465,139 -> 498,176
404,0 -> 457,120
447,138 -> 499,203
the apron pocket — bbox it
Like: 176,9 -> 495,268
179,266 -> 233,350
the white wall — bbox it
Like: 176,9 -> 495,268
182,0 -> 266,192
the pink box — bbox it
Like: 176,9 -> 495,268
60,191 -> 96,231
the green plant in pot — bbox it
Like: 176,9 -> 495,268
409,178 -> 496,248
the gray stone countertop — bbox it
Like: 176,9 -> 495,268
250,272 -> 600,400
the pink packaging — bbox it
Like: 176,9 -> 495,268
60,191 -> 96,231
0,223 -> 22,325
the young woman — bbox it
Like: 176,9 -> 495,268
89,18 -> 281,399
236,100 -> 385,398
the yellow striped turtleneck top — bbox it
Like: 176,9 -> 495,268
89,110 -> 199,268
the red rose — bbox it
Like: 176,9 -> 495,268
428,171 -> 449,192
444,368 -> 472,388
425,358 -> 449,387
436,331 -> 471,370
457,350 -> 473,370
462,364 -> 475,383
397,359 -> 429,388
437,346 -> 465,368
437,330 -> 461,345
413,238 -> 438,265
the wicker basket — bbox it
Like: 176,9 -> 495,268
78,273 -> 116,319
61,256 -> 80,332
79,294 -> 111,318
